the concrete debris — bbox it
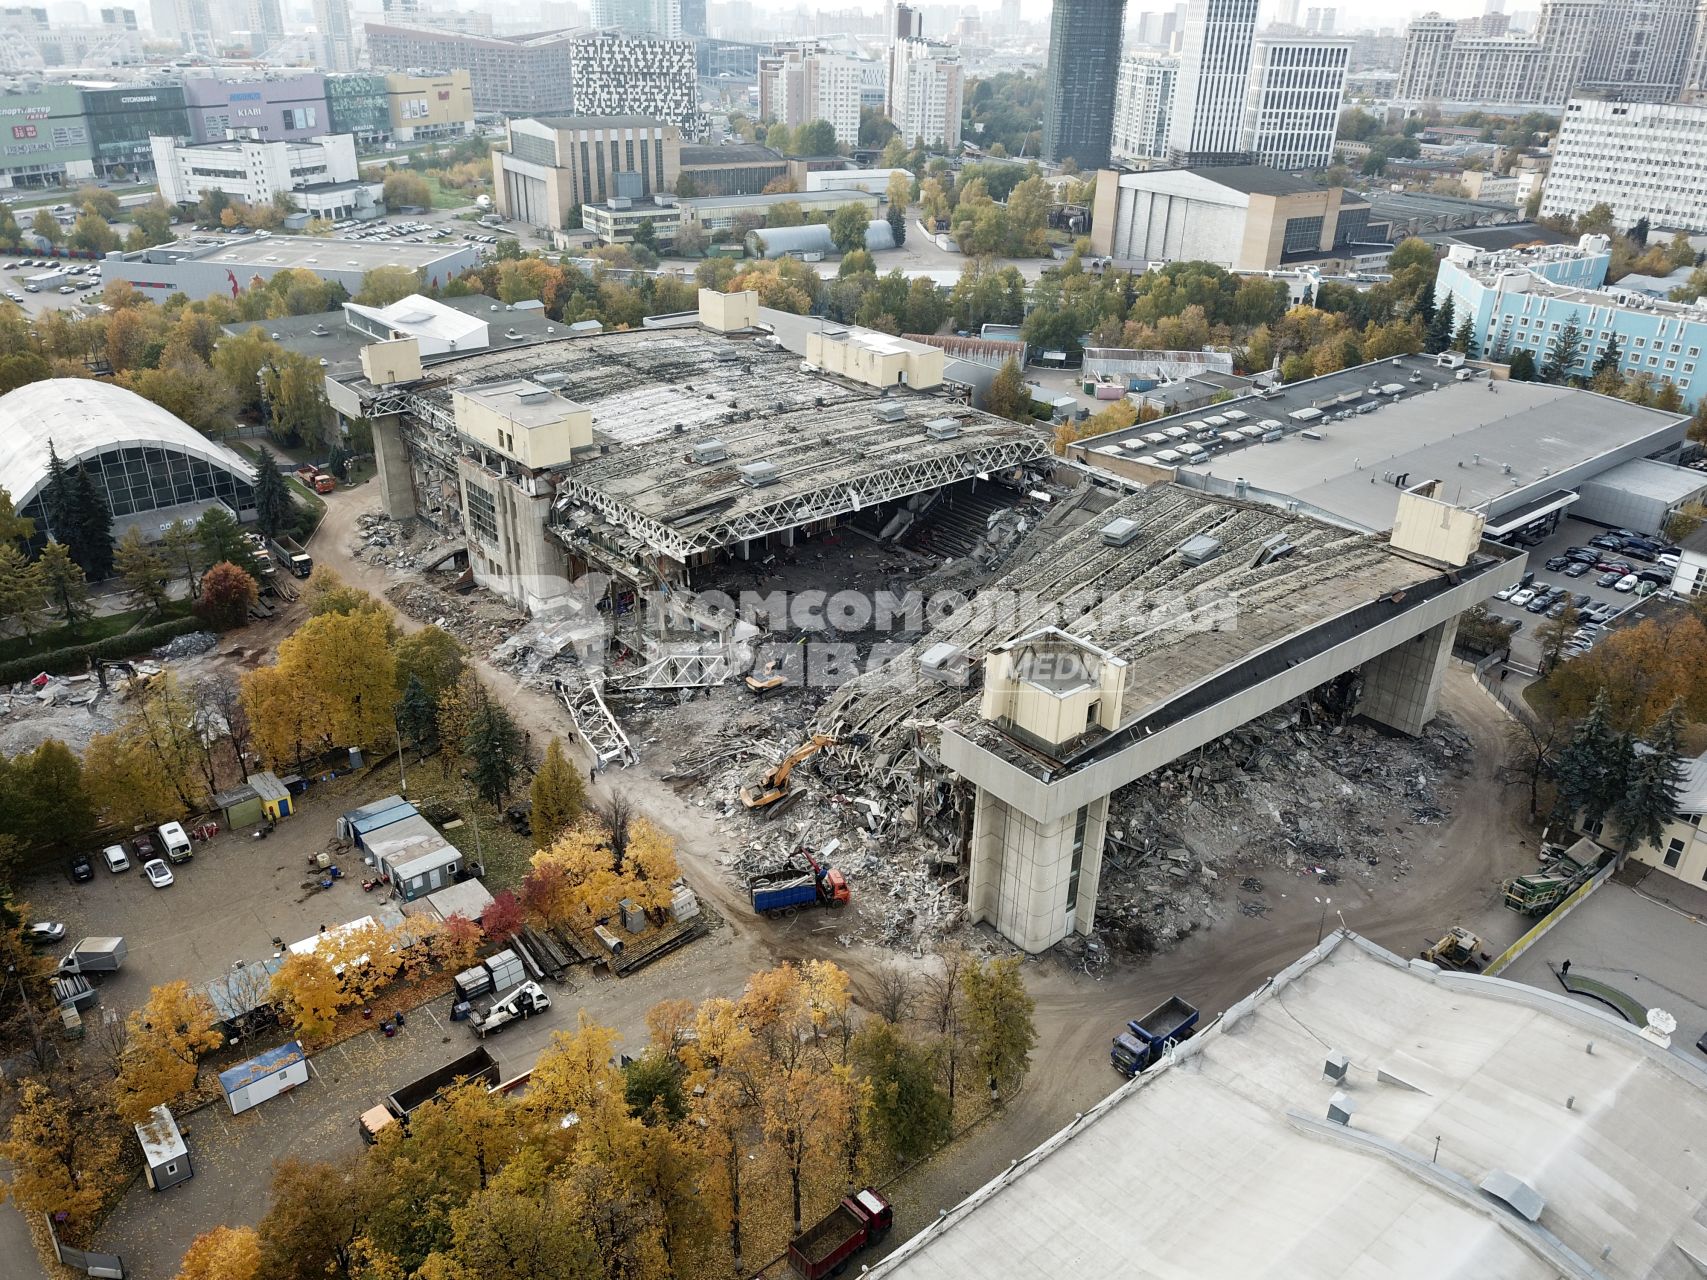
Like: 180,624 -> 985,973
152,631 -> 218,660
351,513 -> 460,572
386,582 -> 529,652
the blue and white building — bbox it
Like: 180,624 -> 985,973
1436,234 -> 1707,407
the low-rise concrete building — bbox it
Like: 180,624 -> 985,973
384,70 -> 474,143
1089,165 -> 1373,271
492,115 -> 681,230
868,929 -> 1707,1278
682,186 -> 879,234
101,233 -> 479,300
152,131 -> 362,211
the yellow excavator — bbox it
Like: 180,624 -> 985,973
739,732 -> 866,809
744,659 -> 787,697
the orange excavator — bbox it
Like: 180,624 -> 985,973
739,732 -> 866,809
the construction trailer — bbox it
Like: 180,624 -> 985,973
220,1040 -> 310,1114
136,1105 -> 192,1191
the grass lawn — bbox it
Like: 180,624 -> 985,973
0,600 -> 190,665
430,185 -> 479,211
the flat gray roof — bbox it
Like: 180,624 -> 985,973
870,931 -> 1707,1280
141,234 -> 471,272
1589,457 -> 1707,504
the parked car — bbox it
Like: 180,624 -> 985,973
1659,554 -> 1681,569
68,852 -> 93,882
1615,574 -> 1639,592
1508,588 -> 1537,607
1494,583 -> 1519,601
1547,600 -> 1568,618
1571,593 -> 1591,609
1622,544 -> 1655,562
130,832 -> 158,862
143,859 -> 174,889
1545,555 -> 1570,571
1564,561 -> 1591,577
27,921 -> 66,945
1527,593 -> 1555,614
1565,548 -> 1598,563
1595,559 -> 1633,574
1589,535 -> 1624,551
102,844 -> 130,873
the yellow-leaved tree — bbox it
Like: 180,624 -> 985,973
115,980 -> 225,1124
268,950 -> 345,1041
175,1226 -> 262,1280
244,608 -> 398,770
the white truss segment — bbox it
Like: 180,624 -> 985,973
553,672 -> 635,768
555,437 -> 1048,562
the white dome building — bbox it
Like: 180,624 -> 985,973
0,379 -> 258,543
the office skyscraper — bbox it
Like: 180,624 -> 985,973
1167,0 -> 1258,163
1042,0 -> 1127,168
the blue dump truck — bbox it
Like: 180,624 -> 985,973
748,847 -> 851,918
1111,995 -> 1199,1077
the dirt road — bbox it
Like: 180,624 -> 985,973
307,486 -> 1542,1245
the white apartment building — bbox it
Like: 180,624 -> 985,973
569,32 -> 706,136
1540,97 -> 1707,233
1687,2 -> 1707,101
1112,51 -> 1177,164
150,132 -> 374,217
1241,35 -> 1348,170
757,46 -> 863,148
1168,0 -> 1260,163
890,37 -> 963,150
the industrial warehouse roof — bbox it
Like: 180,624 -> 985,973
0,378 -> 257,511
1187,164 -> 1325,197
1176,379 -> 1688,531
340,323 -> 1051,560
111,233 -> 475,275
869,932 -> 1707,1280
812,481 -> 1459,772
680,142 -> 784,166
1589,457 -> 1707,504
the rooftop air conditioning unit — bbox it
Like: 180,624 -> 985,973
1178,534 -> 1222,566
877,402 -> 906,422
534,371 -> 568,388
738,460 -> 781,488
925,418 -> 961,441
918,642 -> 971,688
1100,517 -> 1141,547
515,387 -> 552,403
693,438 -> 729,464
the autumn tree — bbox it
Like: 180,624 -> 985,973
0,1079 -> 122,1238
115,980 -> 224,1123
962,954 -> 1036,1096
985,355 -> 1031,421
244,607 -> 398,769
196,560 -> 258,630
0,544 -> 44,643
255,1156 -> 363,1280
393,624 -> 466,701
269,950 -> 345,1040
159,518 -> 202,597
530,736 -> 586,849
5,738 -> 94,850
175,1226 -> 262,1280
37,539 -> 92,629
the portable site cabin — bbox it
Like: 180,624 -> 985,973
366,813 -> 463,901
249,771 -> 294,821
136,1105 -> 192,1190
212,782 -> 264,831
219,1041 -> 309,1115
201,955 -> 286,1042
338,795 -> 416,847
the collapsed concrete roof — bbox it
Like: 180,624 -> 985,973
870,931 -> 1707,1280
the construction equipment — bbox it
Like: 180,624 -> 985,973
1110,995 -> 1199,1077
749,844 -> 850,917
787,1188 -> 893,1279
1420,926 -> 1486,972
738,732 -> 865,808
744,659 -> 787,697
1502,836 -> 1604,916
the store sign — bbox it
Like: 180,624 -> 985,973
120,95 -> 157,104
12,125 -> 37,139
229,91 -> 262,101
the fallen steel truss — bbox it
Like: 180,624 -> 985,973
553,672 -> 636,768
554,437 -> 1051,563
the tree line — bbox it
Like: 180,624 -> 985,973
164,949 -> 1034,1280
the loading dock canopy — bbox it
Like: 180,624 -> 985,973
1481,489 -> 1580,536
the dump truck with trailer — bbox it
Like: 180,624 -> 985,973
786,1188 -> 893,1279
266,531 -> 313,578
56,936 -> 128,976
359,1046 -> 500,1141
1111,995 -> 1198,1077
749,846 -> 849,917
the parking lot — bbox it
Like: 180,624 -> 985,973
1481,515 -> 1677,672
2,256 -> 102,310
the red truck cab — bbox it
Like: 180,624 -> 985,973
787,1188 -> 892,1279
822,867 -> 850,905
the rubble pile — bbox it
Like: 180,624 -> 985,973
152,631 -> 218,660
385,582 -> 529,651
1086,705 -> 1474,958
351,513 -> 455,572
0,672 -> 120,754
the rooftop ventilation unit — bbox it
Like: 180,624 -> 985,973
1253,533 -> 1295,567
1326,1091 -> 1356,1126
918,642 -> 971,688
515,387 -> 553,403
925,418 -> 961,441
692,438 -> 729,464
819,326 -> 848,339
1323,1051 -> 1349,1082
533,371 -> 568,388
738,460 -> 781,488
877,402 -> 906,422
1178,534 -> 1222,566
1480,1171 -> 1545,1222
1101,517 -> 1141,547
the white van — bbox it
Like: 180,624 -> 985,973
157,821 -> 193,863
102,843 -> 131,873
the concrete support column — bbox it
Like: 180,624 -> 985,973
1355,618 -> 1458,737
966,787 -> 1110,953
371,415 -> 417,521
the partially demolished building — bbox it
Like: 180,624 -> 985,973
327,289 -> 1523,954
